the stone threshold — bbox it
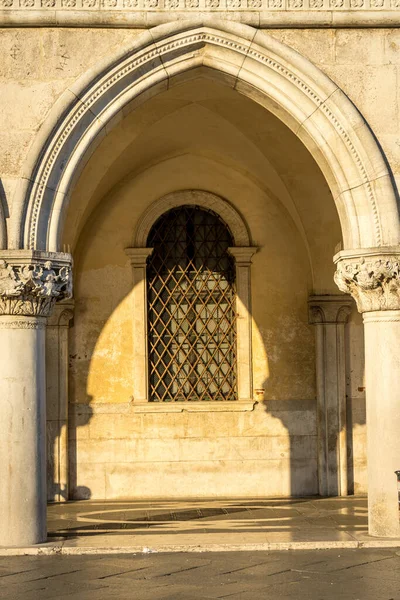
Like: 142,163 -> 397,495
2,539 -> 400,555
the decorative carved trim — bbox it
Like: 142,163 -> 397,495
134,191 -> 250,247
308,295 -> 353,324
363,310 -> 400,324
0,318 -> 46,330
1,0 -> 399,12
24,28 -> 383,251
334,249 -> 400,313
0,251 -> 73,317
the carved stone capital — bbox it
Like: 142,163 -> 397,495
228,247 -> 258,265
308,295 -> 353,324
125,247 -> 154,267
47,299 -> 74,328
334,248 -> 400,313
0,251 -> 73,318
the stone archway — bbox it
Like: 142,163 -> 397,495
11,19 -> 399,253
1,19 -> 400,546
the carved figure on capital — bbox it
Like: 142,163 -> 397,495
0,255 -> 73,317
0,260 -> 23,296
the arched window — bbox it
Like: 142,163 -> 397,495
146,206 -> 237,402
126,190 -> 256,408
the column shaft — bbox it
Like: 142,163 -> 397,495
364,311 -> 400,537
0,316 -> 47,546
334,248 -> 400,537
0,250 -> 73,547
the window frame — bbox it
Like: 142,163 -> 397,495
125,190 -> 257,412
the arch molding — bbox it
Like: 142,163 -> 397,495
14,19 -> 400,252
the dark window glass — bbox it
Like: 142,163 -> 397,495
147,205 -> 237,402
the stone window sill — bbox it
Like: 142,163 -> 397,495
72,400 -> 258,415
130,400 -> 257,413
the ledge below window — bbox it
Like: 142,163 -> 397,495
130,400 -> 257,413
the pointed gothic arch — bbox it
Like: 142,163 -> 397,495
11,19 -> 399,253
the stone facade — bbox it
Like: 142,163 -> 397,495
0,15 -> 400,546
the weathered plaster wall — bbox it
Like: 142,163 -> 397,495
0,28 -> 139,211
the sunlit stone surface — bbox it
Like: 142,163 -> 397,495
0,15 -> 399,547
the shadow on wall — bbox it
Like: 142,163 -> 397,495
55,211 -> 367,503
59,300 -> 367,503
261,396 -> 318,498
68,401 -> 93,501
45,301 -> 94,503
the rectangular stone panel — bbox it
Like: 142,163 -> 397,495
74,434 -> 317,463
79,403 -> 317,440
99,458 -> 318,499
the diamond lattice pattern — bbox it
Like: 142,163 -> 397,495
147,206 -> 237,402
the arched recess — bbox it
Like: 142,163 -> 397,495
13,19 -> 400,253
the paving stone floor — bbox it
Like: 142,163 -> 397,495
1,548 -> 400,599
44,496 -> 392,551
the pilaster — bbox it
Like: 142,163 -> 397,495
309,295 -> 353,497
228,247 -> 258,401
125,247 -> 154,402
46,300 -> 74,503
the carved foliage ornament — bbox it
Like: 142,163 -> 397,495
334,255 -> 400,313
0,259 -> 72,317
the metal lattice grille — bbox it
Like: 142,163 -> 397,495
147,205 -> 237,402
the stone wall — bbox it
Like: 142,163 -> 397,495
69,401 -> 318,498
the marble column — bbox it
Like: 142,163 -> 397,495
0,251 -> 72,547
46,301 -> 74,502
335,248 -> 400,537
309,295 -> 353,497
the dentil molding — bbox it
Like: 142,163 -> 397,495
334,249 -> 400,313
0,251 -> 73,318
0,3 -> 399,29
